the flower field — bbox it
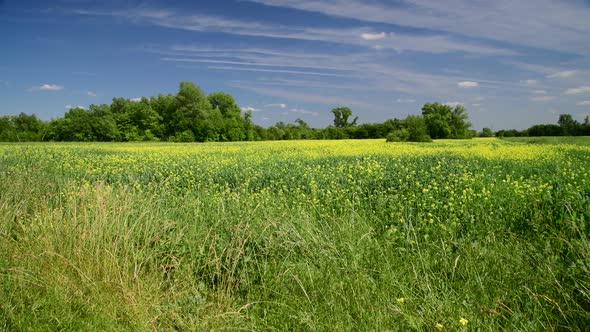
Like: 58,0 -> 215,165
1,138 -> 589,330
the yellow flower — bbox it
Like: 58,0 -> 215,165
459,318 -> 468,326
435,323 -> 444,329
396,297 -> 406,304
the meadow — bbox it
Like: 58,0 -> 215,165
502,136 -> 590,146
1,138 -> 589,331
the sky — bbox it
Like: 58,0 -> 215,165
1,0 -> 590,130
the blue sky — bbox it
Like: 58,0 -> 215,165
1,0 -> 589,130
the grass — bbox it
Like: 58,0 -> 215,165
1,138 -> 589,331
501,136 -> 590,146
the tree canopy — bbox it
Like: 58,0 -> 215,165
7,81 -> 586,142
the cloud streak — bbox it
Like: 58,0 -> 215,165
565,86 -> 590,95
245,0 -> 590,54
69,7 -> 516,56
458,81 -> 479,88
30,83 -> 64,91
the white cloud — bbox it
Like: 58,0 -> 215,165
72,8 -> 516,56
240,106 -> 261,112
547,70 -> 577,78
30,83 -> 64,91
264,103 -> 287,108
361,32 -> 386,40
531,95 -> 555,102
444,101 -> 464,107
289,108 -> 320,116
521,79 -> 538,85
87,91 -> 97,97
576,101 -> 590,106
65,105 -> 86,110
532,90 -> 547,94
472,103 -> 482,107
458,81 -> 479,88
396,98 -> 416,103
244,0 -> 590,55
129,97 -> 142,102
565,86 -> 590,95
207,65 -> 351,77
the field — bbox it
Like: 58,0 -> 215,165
1,138 -> 589,331
502,136 -> 590,146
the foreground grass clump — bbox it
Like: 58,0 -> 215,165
1,138 -> 589,331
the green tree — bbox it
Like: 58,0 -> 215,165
208,92 -> 245,141
88,104 -> 119,141
422,103 -> 452,139
422,102 -> 471,139
174,82 -> 213,140
404,115 -> 432,142
558,114 -> 578,135
151,94 -> 178,139
331,107 -> 358,128
450,105 -> 472,138
479,127 -> 494,137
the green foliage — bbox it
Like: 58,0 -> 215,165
558,114 -> 579,135
386,128 -> 409,142
0,113 -> 47,141
479,127 -> 494,137
331,107 -> 358,128
176,129 -> 195,142
404,115 -> 432,142
422,102 -> 472,139
4,83 -> 590,142
1,140 -> 589,330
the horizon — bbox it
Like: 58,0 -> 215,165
1,0 -> 589,130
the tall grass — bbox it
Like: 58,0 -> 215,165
1,139 -> 589,331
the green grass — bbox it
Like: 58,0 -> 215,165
502,136 -> 590,146
1,140 -> 589,331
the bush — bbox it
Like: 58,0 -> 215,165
386,129 -> 409,142
176,130 -> 195,142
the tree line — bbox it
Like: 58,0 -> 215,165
1,81 -> 585,142
494,114 -> 590,137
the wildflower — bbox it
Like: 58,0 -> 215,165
459,318 -> 468,326
435,323 -> 444,329
396,297 -> 406,304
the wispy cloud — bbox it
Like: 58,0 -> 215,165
232,83 -> 373,108
396,98 -> 416,103
521,79 -> 538,85
264,103 -> 287,108
207,65 -> 352,77
69,7 -> 516,56
444,101 -> 464,107
458,81 -> 479,88
361,32 -> 385,40
577,101 -> 590,106
87,91 -> 97,97
565,86 -> 590,95
240,106 -> 261,112
531,95 -> 555,102
129,97 -> 142,102
532,90 -> 547,94
547,70 -> 577,79
289,108 -> 320,116
30,83 -> 64,91
65,105 -> 86,110
245,0 -> 590,55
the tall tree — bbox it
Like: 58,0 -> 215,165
173,81 -> 213,140
558,114 -> 578,135
331,107 -> 358,128
422,102 -> 471,139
